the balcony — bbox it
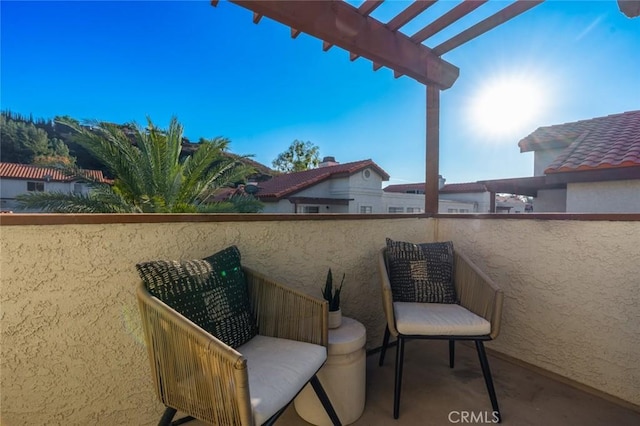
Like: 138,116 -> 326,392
1,214 -> 639,424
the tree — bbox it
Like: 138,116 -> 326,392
17,117 -> 262,213
0,113 -> 76,165
0,115 -> 51,163
272,140 -> 320,172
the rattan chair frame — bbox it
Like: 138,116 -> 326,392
377,247 -> 504,421
137,266 -> 340,425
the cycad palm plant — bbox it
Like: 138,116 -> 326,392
17,117 -> 259,213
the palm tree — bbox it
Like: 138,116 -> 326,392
17,117 -> 262,213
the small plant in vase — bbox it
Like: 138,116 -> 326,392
322,268 -> 345,329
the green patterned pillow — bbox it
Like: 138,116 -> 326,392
136,245 -> 257,348
385,238 -> 457,304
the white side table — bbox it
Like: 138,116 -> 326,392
294,317 -> 367,425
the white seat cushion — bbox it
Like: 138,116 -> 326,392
394,302 -> 491,336
238,334 -> 327,425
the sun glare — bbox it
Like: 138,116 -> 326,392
469,75 -> 546,140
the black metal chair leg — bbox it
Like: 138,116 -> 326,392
310,375 -> 342,426
393,337 -> 405,419
171,416 -> 195,425
158,407 -> 177,426
379,325 -> 391,366
475,340 -> 501,423
449,339 -> 455,368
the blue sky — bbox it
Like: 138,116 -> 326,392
1,1 -> 639,185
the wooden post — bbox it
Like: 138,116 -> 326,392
425,85 -> 440,215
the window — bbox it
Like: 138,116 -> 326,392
27,182 -> 44,192
362,169 -> 371,180
448,208 -> 458,213
406,207 -> 423,213
360,206 -> 372,214
73,183 -> 83,194
388,207 -> 404,213
460,209 -> 470,213
302,206 -> 320,214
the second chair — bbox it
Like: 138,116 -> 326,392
378,239 -> 504,421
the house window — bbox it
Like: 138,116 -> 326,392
360,206 -> 372,214
27,182 -> 45,192
73,183 -> 83,194
388,207 -> 404,213
302,206 -> 320,214
448,208 -> 458,213
406,207 -> 423,213
460,209 -> 470,213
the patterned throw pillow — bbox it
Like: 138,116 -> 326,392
136,245 -> 258,348
385,238 -> 457,304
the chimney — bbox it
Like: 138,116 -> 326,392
438,175 -> 446,189
319,156 -> 340,168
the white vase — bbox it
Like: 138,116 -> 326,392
328,309 -> 342,329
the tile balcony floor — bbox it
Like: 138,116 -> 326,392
190,339 -> 640,426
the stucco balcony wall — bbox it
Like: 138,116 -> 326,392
0,217 -> 431,425
1,216 -> 638,425
435,217 -> 640,407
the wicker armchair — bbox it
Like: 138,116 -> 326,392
378,247 -> 504,420
137,267 -> 341,426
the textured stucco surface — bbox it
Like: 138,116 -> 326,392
436,218 -> 640,406
567,180 -> 640,213
0,217 -> 432,425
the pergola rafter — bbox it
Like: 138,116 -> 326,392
410,0 -> 487,43
350,1 -> 437,62
433,0 -> 545,55
210,0 -> 545,214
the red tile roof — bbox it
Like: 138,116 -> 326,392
384,182 -> 487,194
0,162 -> 112,184
518,110 -> 640,174
256,159 -> 389,200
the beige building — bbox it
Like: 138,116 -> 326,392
482,110 -> 640,213
252,157 -> 489,214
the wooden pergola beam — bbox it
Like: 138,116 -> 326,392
433,0 -> 545,55
411,0 -> 488,43
323,0 -> 384,52
228,0 -> 459,89
359,0 -> 385,16
350,0 -> 437,63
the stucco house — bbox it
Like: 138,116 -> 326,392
482,110 -> 640,213
383,180 -> 493,213
252,157 -> 493,214
252,158 -> 393,213
0,162 -> 111,212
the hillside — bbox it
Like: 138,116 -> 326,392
0,110 -> 275,181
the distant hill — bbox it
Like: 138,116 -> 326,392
0,110 -> 276,182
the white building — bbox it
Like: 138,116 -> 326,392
481,110 -> 640,213
0,162 -> 111,212
253,158 -> 390,214
252,157 -> 490,214
383,181 -> 492,213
